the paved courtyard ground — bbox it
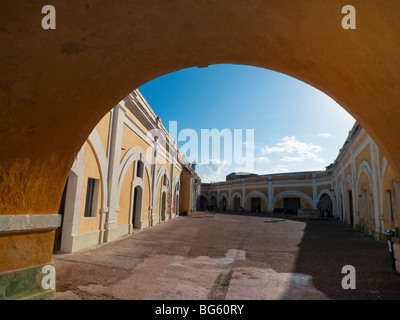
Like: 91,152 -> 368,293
54,212 -> 400,300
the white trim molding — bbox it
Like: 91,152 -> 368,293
0,214 -> 61,234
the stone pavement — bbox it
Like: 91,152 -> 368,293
53,212 -> 400,300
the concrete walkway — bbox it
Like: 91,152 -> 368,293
54,212 -> 400,300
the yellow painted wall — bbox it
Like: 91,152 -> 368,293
352,131 -> 368,152
142,169 -> 151,221
343,164 -> 352,180
245,196 -> 268,212
246,187 -> 268,195
124,107 -> 150,136
157,156 -> 169,171
382,164 -> 398,230
356,171 -> 373,228
78,142 -> 102,235
0,230 -> 55,273
155,181 -> 162,218
317,183 -> 332,195
355,144 -> 371,173
96,111 -> 111,154
121,123 -> 152,161
180,171 -> 192,214
118,162 -> 135,226
274,196 -> 312,210
274,186 -> 313,198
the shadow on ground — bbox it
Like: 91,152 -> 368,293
281,218 -> 400,300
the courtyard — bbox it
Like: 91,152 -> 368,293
54,212 -> 400,300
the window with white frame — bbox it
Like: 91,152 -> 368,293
84,177 -> 100,218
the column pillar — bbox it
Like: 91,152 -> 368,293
104,104 -> 126,241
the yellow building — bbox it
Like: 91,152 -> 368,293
53,90 -> 200,253
2,0 -> 400,301
200,122 -> 400,242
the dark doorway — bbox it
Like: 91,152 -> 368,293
161,192 -> 166,221
176,194 -> 179,214
251,198 -> 261,213
199,196 -> 208,210
283,197 -> 300,215
348,190 -> 354,226
222,197 -> 227,211
234,197 -> 240,212
319,194 -> 333,217
210,196 -> 217,210
54,178 -> 68,252
132,186 -> 143,228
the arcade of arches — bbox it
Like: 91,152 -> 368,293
200,123 -> 400,238
1,1 -> 400,299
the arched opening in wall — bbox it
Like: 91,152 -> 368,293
132,186 -> 143,228
233,196 -> 240,212
199,196 -> 209,211
141,66 -> 357,182
175,194 -> 179,215
345,181 -> 354,226
5,2 -> 400,301
318,194 -> 333,218
382,161 -> 400,230
357,170 -> 373,234
337,186 -> 344,222
250,198 -> 261,213
161,191 -> 167,221
210,196 -> 217,211
273,194 -> 312,216
221,197 -> 227,212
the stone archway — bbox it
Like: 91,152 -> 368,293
2,0 -> 400,299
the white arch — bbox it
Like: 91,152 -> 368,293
381,157 -> 388,181
155,165 -> 171,193
117,146 -> 152,206
380,157 -> 389,196
171,175 -> 180,194
273,190 -> 312,207
154,165 -> 171,218
338,181 -> 344,194
199,193 -> 210,203
246,191 -> 269,206
88,128 -> 109,209
355,160 -> 374,230
356,160 -> 373,193
220,192 -> 229,200
317,189 -> 334,202
345,174 -> 354,191
171,175 -> 181,214
209,194 -> 218,207
219,192 -> 229,209
229,192 -> 243,208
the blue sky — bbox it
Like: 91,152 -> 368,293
139,64 -> 355,183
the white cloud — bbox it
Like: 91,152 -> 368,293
319,133 -> 331,137
254,156 -> 270,163
197,159 -> 231,183
261,136 -> 324,163
270,165 -> 292,173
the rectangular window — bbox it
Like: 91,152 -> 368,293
386,190 -> 393,222
84,178 -> 99,217
136,160 -> 144,179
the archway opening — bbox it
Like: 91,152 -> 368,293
318,194 -> 333,218
132,186 -> 143,228
161,191 -> 167,221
